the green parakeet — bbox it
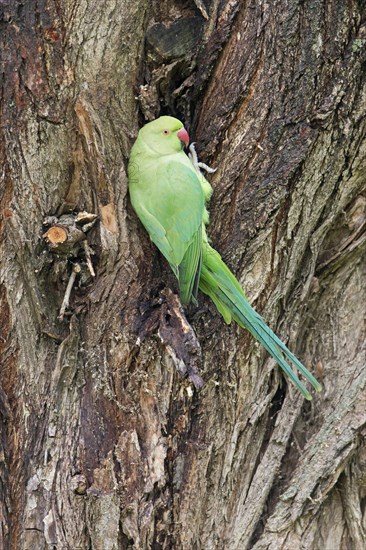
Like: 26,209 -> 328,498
128,116 -> 321,400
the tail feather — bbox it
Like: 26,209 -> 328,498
200,246 -> 322,399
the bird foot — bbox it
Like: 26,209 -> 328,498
188,142 -> 217,176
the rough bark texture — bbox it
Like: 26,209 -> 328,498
1,1 -> 365,549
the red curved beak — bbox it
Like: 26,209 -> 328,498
177,127 -> 189,147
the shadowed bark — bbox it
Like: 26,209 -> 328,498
0,1 -> 365,548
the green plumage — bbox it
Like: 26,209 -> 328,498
128,116 -> 322,400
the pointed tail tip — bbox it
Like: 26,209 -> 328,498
301,387 -> 312,400
303,382 -> 322,400
310,379 -> 322,393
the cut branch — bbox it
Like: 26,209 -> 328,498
43,225 -> 68,246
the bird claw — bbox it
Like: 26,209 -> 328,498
188,143 -> 216,176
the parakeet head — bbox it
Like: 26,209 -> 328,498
138,116 -> 189,155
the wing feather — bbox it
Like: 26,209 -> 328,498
178,227 -> 202,304
129,156 -> 204,303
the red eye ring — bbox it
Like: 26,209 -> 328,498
162,129 -> 171,135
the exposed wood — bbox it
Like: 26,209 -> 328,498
0,1 -> 365,549
43,225 -> 68,245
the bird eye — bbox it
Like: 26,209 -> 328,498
162,129 -> 171,135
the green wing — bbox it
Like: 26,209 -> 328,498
129,156 -> 205,304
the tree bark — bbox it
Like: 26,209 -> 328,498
1,1 -> 365,549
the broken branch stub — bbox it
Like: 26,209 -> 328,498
58,263 -> 82,320
43,225 -> 68,246
42,211 -> 98,318
42,211 -> 97,254
43,219 -> 85,254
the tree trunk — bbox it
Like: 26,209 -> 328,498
1,1 -> 365,549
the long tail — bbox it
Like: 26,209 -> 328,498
199,245 -> 322,400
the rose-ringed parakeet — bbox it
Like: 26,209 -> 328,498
128,116 -> 321,400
